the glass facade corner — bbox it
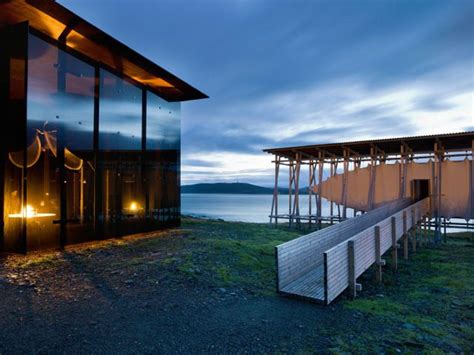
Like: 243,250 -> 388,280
1,29 -> 181,253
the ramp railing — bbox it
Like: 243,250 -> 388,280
324,197 -> 430,303
275,197 -> 430,304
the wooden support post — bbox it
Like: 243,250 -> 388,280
308,159 -> 314,228
348,240 -> 356,299
403,210 -> 408,260
270,155 -> 280,224
374,226 -> 382,283
288,159 -> 293,227
342,149 -> 349,219
317,152 -> 323,230
411,208 -> 416,253
391,217 -> 398,271
293,154 -> 301,226
423,216 -> 427,247
330,159 -> 334,225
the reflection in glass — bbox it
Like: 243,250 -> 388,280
20,33 -> 95,249
99,69 -> 142,151
145,92 -> 181,228
146,91 -> 180,150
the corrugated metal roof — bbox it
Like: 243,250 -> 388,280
263,131 -> 474,158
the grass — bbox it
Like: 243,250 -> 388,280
3,218 -> 473,352
343,231 -> 474,352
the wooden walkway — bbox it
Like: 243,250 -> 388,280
275,197 -> 431,304
279,264 -> 325,301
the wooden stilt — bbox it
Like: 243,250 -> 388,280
423,216 -> 427,247
374,226 -> 383,283
330,160 -> 334,225
403,210 -> 408,259
342,149 -> 349,219
308,159 -> 314,228
411,208 -> 416,253
348,240 -> 356,299
391,217 -> 398,271
288,159 -> 293,227
270,155 -> 280,224
293,153 -> 301,226
317,152 -> 323,230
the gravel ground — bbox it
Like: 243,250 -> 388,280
0,218 -> 472,353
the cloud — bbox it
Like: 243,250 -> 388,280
60,0 -> 474,186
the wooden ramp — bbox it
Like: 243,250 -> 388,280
275,197 -> 430,304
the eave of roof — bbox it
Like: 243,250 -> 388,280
263,131 -> 474,158
0,0 -> 208,102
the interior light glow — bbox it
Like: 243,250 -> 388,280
8,204 -> 56,219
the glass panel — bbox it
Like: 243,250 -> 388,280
146,92 -> 180,150
99,69 -> 144,236
25,33 -> 95,249
145,92 -> 180,227
99,69 -> 142,151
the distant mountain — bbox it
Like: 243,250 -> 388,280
181,182 -> 310,194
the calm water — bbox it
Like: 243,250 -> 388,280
181,193 -> 344,223
181,193 -> 471,232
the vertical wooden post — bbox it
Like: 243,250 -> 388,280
403,210 -> 408,259
288,159 -> 293,227
293,153 -> 301,225
317,152 -> 323,230
330,159 -> 334,225
348,240 -> 356,299
270,155 -> 280,224
443,218 -> 448,243
411,208 -> 416,253
423,216 -> 427,247
342,148 -> 349,219
374,226 -> 382,283
391,217 -> 398,271
308,159 -> 313,228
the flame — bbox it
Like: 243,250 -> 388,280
130,202 -> 138,211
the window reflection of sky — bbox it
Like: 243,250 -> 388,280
147,91 -> 180,150
27,34 -> 94,151
26,34 -> 180,153
99,69 -> 142,151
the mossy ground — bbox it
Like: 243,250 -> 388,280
0,218 -> 472,353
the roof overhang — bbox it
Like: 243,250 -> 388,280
264,131 -> 474,159
0,0 -> 208,102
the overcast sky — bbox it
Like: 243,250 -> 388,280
60,0 -> 473,186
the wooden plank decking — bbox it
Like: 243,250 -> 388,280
275,198 -> 431,304
280,264 -> 325,302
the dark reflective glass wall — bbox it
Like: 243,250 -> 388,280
145,92 -> 180,228
23,34 -> 95,250
2,28 -> 181,252
99,69 -> 145,237
99,69 -> 142,150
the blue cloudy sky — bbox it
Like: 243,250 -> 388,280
60,0 -> 473,186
